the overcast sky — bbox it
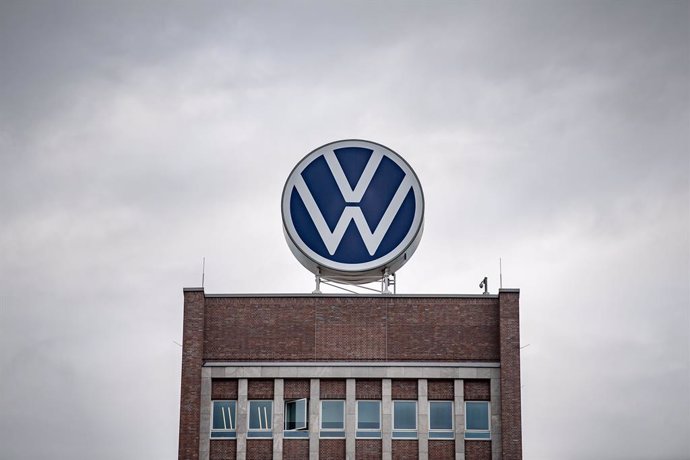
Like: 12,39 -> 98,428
0,1 -> 688,459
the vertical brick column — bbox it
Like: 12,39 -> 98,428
179,288 -> 205,460
498,289 -> 522,459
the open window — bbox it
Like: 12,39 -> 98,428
465,401 -> 490,440
211,401 -> 236,439
248,401 -> 273,438
429,401 -> 454,439
284,398 -> 309,438
320,400 -> 345,438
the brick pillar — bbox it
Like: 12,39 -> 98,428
179,288 -> 206,460
498,289 -> 522,459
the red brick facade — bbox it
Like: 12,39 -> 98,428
392,440 -> 418,459
356,379 -> 382,400
465,440 -> 492,460
391,380 -> 418,400
464,380 -> 490,401
427,380 -> 454,400
283,379 -> 310,399
356,439 -> 382,459
246,440 -> 272,460
319,439 -> 345,459
179,291 -> 522,460
282,439 -> 308,460
320,379 -> 346,399
212,379 -> 238,400
209,440 -> 236,460
203,296 -> 500,362
428,440 -> 454,459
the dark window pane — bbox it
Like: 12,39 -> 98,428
429,402 -> 452,430
393,401 -> 416,430
466,402 -> 489,431
357,401 -> 381,429
322,401 -> 344,429
249,401 -> 273,430
212,401 -> 236,430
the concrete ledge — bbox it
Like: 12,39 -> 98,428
204,361 -> 500,368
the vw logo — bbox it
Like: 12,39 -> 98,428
282,140 -> 424,282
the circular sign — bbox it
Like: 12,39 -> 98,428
282,139 -> 424,283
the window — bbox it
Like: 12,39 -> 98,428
429,401 -> 454,439
320,400 -> 345,438
465,401 -> 490,440
211,401 -> 236,439
284,398 -> 309,438
356,400 -> 381,438
248,401 -> 273,438
392,401 -> 417,439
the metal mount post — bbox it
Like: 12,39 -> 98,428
313,271 -> 322,294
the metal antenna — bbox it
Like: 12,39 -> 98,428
499,258 -> 503,289
201,257 -> 206,288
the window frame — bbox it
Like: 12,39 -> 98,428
319,399 -> 346,439
464,401 -> 491,440
428,400 -> 455,439
355,400 -> 382,439
248,400 -> 274,437
392,400 -> 418,439
210,400 -> 237,439
284,398 -> 308,431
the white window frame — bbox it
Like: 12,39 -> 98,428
248,400 -> 273,432
356,400 -> 382,439
284,398 -> 308,431
428,401 -> 455,439
464,401 -> 491,440
319,400 -> 345,431
210,400 -> 237,439
392,400 -> 418,439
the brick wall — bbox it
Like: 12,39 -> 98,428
203,297 -> 500,362
356,379 -> 382,399
284,379 -> 310,399
179,289 -> 205,460
499,290 -> 522,459
320,439 -> 346,459
209,440 -> 236,460
427,380 -> 454,400
246,440 -> 272,460
428,440 -> 455,459
283,439 -> 309,460
392,440 -> 418,459
464,380 -> 490,401
212,379 -> 238,400
247,379 -> 274,399
320,379 -> 347,399
465,440 -> 491,460
356,439 -> 382,460
392,380 -> 417,400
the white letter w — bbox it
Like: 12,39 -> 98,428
294,151 -> 412,256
